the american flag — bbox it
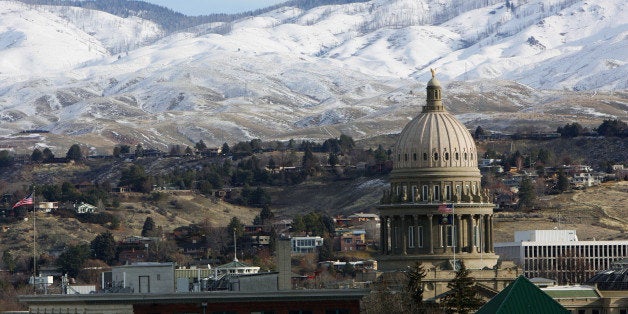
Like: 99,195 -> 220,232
438,203 -> 453,214
12,192 -> 33,209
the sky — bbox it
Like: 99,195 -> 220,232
141,0 -> 287,15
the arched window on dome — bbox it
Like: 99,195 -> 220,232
413,153 -> 417,161
456,185 -> 461,199
455,152 -> 459,160
464,152 -> 468,160
404,154 -> 408,162
434,152 -> 439,161
445,152 -> 450,161
423,153 -> 428,161
398,154 -> 401,162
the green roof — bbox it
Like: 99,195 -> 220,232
543,288 -> 599,299
476,276 -> 570,314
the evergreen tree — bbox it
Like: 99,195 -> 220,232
56,244 -> 90,278
90,231 -> 117,265
259,205 -> 274,225
135,143 -> 144,157
328,152 -> 339,166
119,145 -> 131,154
185,146 -> 193,155
339,134 -> 355,154
195,139 -> 207,151
221,142 -> 231,155
556,169 -> 570,193
227,216 -> 244,238
301,147 -> 317,174
406,262 -> 426,312
518,176 -> 536,210
2,251 -> 16,273
596,119 -> 627,137
141,217 -> 156,237
0,150 -> 13,167
441,261 -> 484,314
474,126 -> 487,139
66,144 -> 83,162
31,148 -> 44,162
42,147 -> 54,161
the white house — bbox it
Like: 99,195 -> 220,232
75,202 -> 97,214
291,236 -> 324,254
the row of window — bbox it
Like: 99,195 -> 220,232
397,151 -> 474,162
524,244 -> 628,259
395,183 -> 478,201
389,225 -> 482,249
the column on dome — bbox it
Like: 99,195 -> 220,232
467,214 -> 474,253
380,215 -> 386,254
428,214 -> 434,254
456,214 -> 462,254
401,215 -> 407,255
489,214 -> 494,253
483,214 -> 490,253
413,214 -> 419,254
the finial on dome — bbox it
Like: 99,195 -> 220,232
430,68 -> 436,78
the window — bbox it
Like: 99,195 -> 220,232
156,274 -> 161,280
445,152 -> 449,160
455,152 -> 459,160
434,185 -> 440,201
411,185 -> 417,201
394,227 -> 399,248
434,152 -> 439,160
397,154 -> 400,162
413,153 -> 417,161
464,152 -> 468,160
344,238 -> 352,243
423,153 -> 428,161
418,226 -> 424,248
446,225 -> 454,247
408,226 -> 415,248
404,153 -> 408,161
445,185 -> 452,201
422,185 -> 428,201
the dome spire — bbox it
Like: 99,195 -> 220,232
423,69 -> 444,112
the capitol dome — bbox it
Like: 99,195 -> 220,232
392,71 -> 479,173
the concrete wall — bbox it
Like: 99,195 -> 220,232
111,263 -> 175,294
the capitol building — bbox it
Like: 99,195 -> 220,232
378,72 -> 518,299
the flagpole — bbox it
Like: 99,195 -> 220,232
452,202 -> 456,270
32,187 -> 36,294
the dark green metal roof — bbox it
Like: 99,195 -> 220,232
476,276 -> 570,314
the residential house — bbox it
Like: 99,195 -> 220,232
75,202 -> 97,214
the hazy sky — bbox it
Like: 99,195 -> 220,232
141,0 -> 287,15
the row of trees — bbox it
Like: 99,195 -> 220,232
364,261 -> 485,313
557,119 -> 627,138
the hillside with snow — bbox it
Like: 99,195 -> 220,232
0,0 -> 626,152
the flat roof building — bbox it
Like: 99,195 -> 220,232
495,230 -> 628,284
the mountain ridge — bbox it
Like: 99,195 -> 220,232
0,0 -> 626,152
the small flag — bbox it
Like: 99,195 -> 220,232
439,214 -> 453,225
438,203 -> 453,214
12,192 -> 33,209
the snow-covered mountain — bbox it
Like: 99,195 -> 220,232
0,0 -> 626,152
